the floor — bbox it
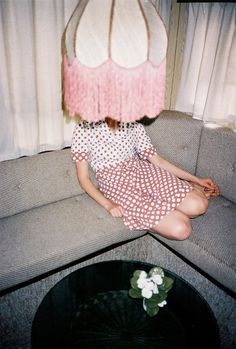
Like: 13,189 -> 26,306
0,234 -> 235,348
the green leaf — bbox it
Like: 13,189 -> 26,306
146,305 -> 160,317
145,298 -> 158,308
145,294 -> 161,306
162,276 -> 174,292
130,276 -> 139,290
128,288 -> 142,299
156,290 -> 168,303
130,270 -> 144,290
133,270 -> 143,278
148,290 -> 166,302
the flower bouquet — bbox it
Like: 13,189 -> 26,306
129,266 -> 174,317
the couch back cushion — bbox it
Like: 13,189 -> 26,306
196,126 -> 236,203
145,111 -> 203,174
0,149 -> 89,218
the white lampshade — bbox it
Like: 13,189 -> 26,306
63,0 -> 168,122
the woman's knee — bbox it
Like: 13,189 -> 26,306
169,218 -> 192,240
151,212 -> 192,241
193,192 -> 209,215
180,190 -> 209,217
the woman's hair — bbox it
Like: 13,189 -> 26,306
105,117 -> 118,130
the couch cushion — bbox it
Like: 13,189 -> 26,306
0,111 -> 202,219
0,149 -> 96,219
151,196 -> 236,294
0,195 -> 145,292
196,126 -> 236,203
145,111 -> 203,174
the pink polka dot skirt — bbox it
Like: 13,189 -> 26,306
96,158 -> 192,230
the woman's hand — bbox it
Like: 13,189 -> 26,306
76,161 -> 124,215
195,178 -> 220,197
106,202 -> 124,218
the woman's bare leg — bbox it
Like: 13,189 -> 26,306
151,188 -> 209,240
151,210 -> 192,241
176,189 -> 209,218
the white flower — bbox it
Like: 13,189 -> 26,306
151,274 -> 163,285
158,300 -> 167,307
137,278 -> 147,288
137,271 -> 148,289
141,286 -> 153,299
139,271 -> 147,279
141,279 -> 155,298
152,283 -> 159,294
148,280 -> 155,289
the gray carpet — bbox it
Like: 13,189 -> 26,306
0,234 -> 235,349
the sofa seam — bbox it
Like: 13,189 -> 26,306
149,232 -> 236,282
0,193 -> 86,220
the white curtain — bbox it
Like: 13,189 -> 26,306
0,0 -> 78,162
0,0 -> 171,162
176,3 -> 236,130
152,0 -> 172,30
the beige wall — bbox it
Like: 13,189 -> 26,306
165,1 -> 188,110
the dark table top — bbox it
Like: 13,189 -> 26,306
31,260 -> 219,348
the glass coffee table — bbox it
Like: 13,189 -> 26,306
31,260 -> 220,348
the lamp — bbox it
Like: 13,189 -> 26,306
63,0 -> 168,122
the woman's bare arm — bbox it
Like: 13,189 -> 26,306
76,161 -> 124,217
149,153 -> 220,195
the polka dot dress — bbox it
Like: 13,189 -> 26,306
71,121 -> 192,230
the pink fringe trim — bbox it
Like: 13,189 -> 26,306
63,55 -> 166,122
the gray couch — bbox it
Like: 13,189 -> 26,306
0,110 -> 235,297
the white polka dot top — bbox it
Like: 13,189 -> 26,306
71,121 -> 157,172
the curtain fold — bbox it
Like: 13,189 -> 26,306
175,3 -> 236,130
0,0 -> 78,161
